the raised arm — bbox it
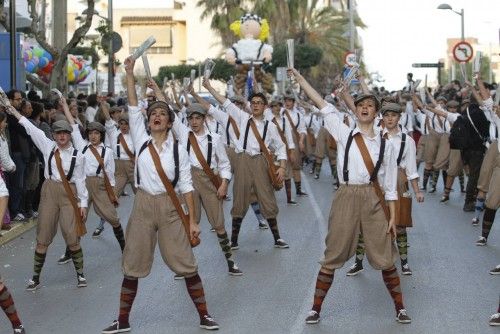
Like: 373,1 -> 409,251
5,106 -> 53,155
148,79 -> 167,103
171,82 -> 182,109
202,78 -> 228,105
124,57 -> 138,107
189,84 -> 211,110
289,68 -> 326,109
358,74 -> 370,94
60,97 -> 76,125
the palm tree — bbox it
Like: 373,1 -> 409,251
196,0 -> 248,47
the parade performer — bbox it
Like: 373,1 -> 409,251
282,93 -> 308,197
291,68 -> 411,325
60,98 -> 125,251
5,106 -> 88,291
202,78 -> 289,250
266,98 -> 297,205
0,109 -> 25,333
159,83 -> 242,276
102,57 -> 218,333
346,102 -> 424,277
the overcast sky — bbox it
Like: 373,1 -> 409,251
357,0 -> 500,89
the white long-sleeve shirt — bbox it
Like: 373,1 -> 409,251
85,106 -> 97,123
104,119 -> 135,161
384,129 -> 419,181
0,136 -> 15,172
171,113 -> 232,181
264,113 -> 296,150
71,124 -> 116,186
281,107 -> 307,135
320,103 -> 398,201
209,103 -> 287,161
18,117 -> 88,207
128,105 -> 193,195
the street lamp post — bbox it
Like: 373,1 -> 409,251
437,3 -> 465,41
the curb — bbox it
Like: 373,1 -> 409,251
0,219 -> 37,246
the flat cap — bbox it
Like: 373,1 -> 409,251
118,113 -> 129,123
436,96 -> 448,103
354,93 -> 380,110
269,99 -> 282,106
87,121 -> 106,133
230,95 -> 246,104
147,101 -> 175,121
380,102 -> 402,115
186,103 -> 207,118
283,92 -> 296,100
52,120 -> 72,133
53,113 -> 68,122
446,100 -> 460,108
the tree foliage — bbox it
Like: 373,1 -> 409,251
156,59 -> 236,85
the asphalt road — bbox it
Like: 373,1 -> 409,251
0,163 -> 498,334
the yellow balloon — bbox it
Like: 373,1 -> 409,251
68,70 -> 75,82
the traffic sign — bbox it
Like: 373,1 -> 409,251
452,41 -> 473,63
344,52 -> 357,67
412,63 -> 444,68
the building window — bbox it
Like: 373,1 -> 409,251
129,26 -> 173,54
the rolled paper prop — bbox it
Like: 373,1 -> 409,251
451,63 -> 456,81
50,88 -> 62,99
163,77 -> 169,88
182,77 -> 190,93
130,36 -> 156,60
0,87 -> 11,107
459,62 -> 467,82
203,58 -> 216,80
170,73 -> 175,81
473,51 -> 481,75
337,64 -> 359,94
286,39 -> 294,69
424,74 -> 428,88
190,69 -> 196,83
419,88 -> 426,105
412,79 -> 421,92
142,54 -> 152,80
495,84 -> 500,105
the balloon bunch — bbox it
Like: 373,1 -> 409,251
23,44 -> 92,84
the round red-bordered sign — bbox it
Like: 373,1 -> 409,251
344,51 -> 357,66
452,41 -> 474,63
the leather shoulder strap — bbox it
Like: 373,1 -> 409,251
88,145 -> 119,206
397,133 -> 406,166
353,134 -> 390,221
284,110 -> 300,141
147,142 -> 198,247
119,133 -> 135,160
188,132 -> 221,189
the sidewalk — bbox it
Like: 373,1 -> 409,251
0,219 -> 37,246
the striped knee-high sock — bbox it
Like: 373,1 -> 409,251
118,276 -> 138,325
113,225 -> 126,251
430,170 -> 439,188
459,173 -> 465,192
217,232 -> 235,268
396,229 -> 409,265
32,251 -> 46,283
0,286 -> 21,328
231,218 -> 243,245
312,270 -> 334,314
482,207 -> 497,240
422,169 -> 432,189
382,266 -> 405,313
355,233 -> 365,265
267,218 -> 281,242
474,198 -> 485,221
285,179 -> 292,202
185,274 -> 209,320
251,202 -> 265,222
70,248 -> 84,276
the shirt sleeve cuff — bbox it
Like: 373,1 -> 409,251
220,171 -> 232,181
407,172 -> 420,181
179,185 -> 194,194
79,200 -> 88,208
222,99 -> 232,109
320,103 -> 335,115
384,191 -> 398,201
128,105 -> 142,114
105,119 -> 116,128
